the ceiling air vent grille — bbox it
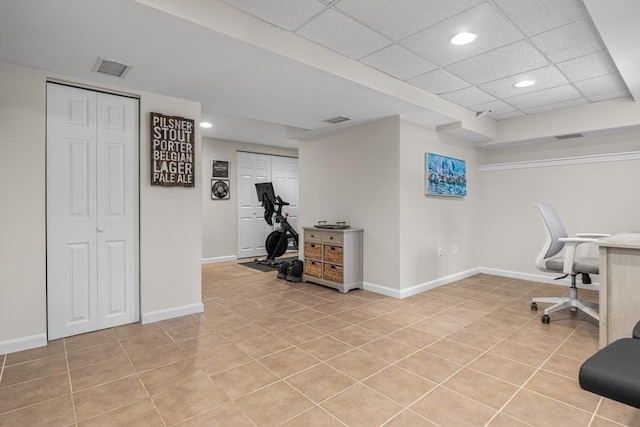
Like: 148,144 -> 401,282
322,115 -> 351,124
554,133 -> 584,140
92,57 -> 132,78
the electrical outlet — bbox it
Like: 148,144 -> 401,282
452,244 -> 459,255
438,247 -> 443,258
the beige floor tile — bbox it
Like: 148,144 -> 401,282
217,322 -> 269,343
332,308 -> 377,324
175,402 -> 254,426
468,353 -> 537,386
505,328 -> 565,353
236,380 -> 314,426
286,307 -> 327,323
211,361 -> 279,400
286,363 -> 356,403
195,343 -> 253,375
424,338 -> 483,365
297,335 -> 353,360
0,395 -> 74,427
66,340 -> 126,371
119,330 -> 173,355
305,315 -> 352,334
380,309 -> 424,326
364,365 -> 436,407
326,349 -> 390,381
541,353 -> 583,381
486,413 -> 530,426
502,389 -> 593,426
0,372 -> 70,413
0,353 -> 67,387
596,397 -> 640,426
411,318 -> 462,337
274,324 -> 325,345
525,369 -> 600,413
4,339 -> 65,366
360,336 -> 417,363
70,353 -> 135,391
489,340 -> 552,367
128,342 -> 186,373
384,410 -> 437,426
410,386 -> 496,426
178,331 -> 233,355
252,313 -> 300,333
397,350 -> 463,384
329,325 -> 382,347
358,317 -> 406,335
386,327 -> 440,349
445,327 -> 503,351
281,406 -> 345,427
162,322 -> 212,342
139,357 -> 202,396
236,333 -> 291,358
258,347 -> 319,378
77,399 -> 163,427
321,383 -> 403,427
74,376 -> 148,422
555,340 -> 600,362
442,368 -> 518,410
113,321 -> 161,339
65,329 -> 118,352
590,416 -> 630,427
152,375 -> 230,426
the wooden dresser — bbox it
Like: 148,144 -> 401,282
302,227 -> 363,293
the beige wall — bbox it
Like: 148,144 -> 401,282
399,120 -> 481,293
201,137 -> 297,261
478,130 -> 640,279
299,117 -> 401,292
0,63 -> 203,353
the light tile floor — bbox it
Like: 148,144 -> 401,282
1,262 -> 639,426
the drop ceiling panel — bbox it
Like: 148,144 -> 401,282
530,19 -> 605,63
296,8 -> 391,59
505,84 -> 582,110
445,40 -> 548,85
469,99 -> 517,116
523,98 -> 588,114
221,0 -> 325,31
556,50 -> 619,82
441,86 -> 495,107
478,66 -> 568,99
494,0 -> 589,36
575,72 -> 628,96
400,2 -> 522,66
361,45 -> 437,80
587,89 -> 631,102
336,0 -> 482,41
408,69 -> 469,94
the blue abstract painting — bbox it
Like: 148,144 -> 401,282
426,153 -> 467,197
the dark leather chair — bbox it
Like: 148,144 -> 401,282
579,320 -> 640,409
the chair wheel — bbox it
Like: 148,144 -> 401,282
531,302 -> 538,311
541,314 -> 550,324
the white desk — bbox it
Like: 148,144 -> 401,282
598,232 -> 640,348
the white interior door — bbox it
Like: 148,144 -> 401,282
236,152 -> 272,259
47,83 -> 139,340
272,157 -> 299,235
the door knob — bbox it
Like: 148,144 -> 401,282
97,227 -> 105,233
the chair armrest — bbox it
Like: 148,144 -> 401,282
559,237 -> 599,275
576,233 -> 611,239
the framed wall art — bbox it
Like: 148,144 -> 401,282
211,179 -> 230,200
426,152 -> 467,197
211,160 -> 229,178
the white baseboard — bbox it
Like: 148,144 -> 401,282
479,267 -> 599,291
363,267 -> 482,299
201,255 -> 237,264
141,302 -> 204,324
0,333 -> 47,355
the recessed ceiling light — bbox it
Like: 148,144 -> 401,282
200,122 -> 212,128
514,80 -> 536,88
451,32 -> 477,45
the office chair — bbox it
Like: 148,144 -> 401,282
531,203 -> 609,324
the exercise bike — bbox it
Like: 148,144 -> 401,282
255,182 -> 299,266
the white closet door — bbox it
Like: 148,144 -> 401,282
272,156 -> 299,233
96,92 -> 139,329
47,83 -> 138,340
236,152 -> 272,259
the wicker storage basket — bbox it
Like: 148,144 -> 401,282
323,263 -> 343,283
323,245 -> 343,264
304,242 -> 322,260
305,260 -> 322,278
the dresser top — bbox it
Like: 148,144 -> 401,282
599,232 -> 640,250
303,226 -> 362,233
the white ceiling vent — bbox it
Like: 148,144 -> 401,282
92,57 -> 132,78
554,133 -> 584,140
322,115 -> 351,124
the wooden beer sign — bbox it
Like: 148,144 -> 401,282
150,112 -> 195,187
